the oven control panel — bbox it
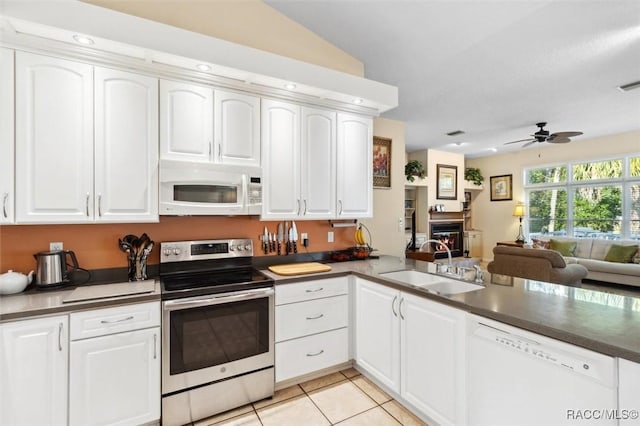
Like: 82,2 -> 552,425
160,239 -> 254,262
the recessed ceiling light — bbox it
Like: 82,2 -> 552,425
353,98 -> 364,105
447,130 -> 465,136
284,83 -> 297,90
454,142 -> 463,147
196,64 -> 211,72
72,35 -> 94,45
489,147 -> 498,152
618,80 -> 640,92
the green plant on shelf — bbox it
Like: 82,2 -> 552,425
405,160 -> 426,182
465,167 -> 484,186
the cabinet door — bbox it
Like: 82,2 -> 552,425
401,293 -> 466,426
15,52 -> 93,223
94,67 -> 159,222
215,89 -> 260,167
261,99 -> 300,219
300,106 -> 336,219
469,231 -> 483,258
0,315 -> 68,426
336,113 -> 372,218
354,278 -> 400,393
0,48 -> 14,224
160,79 -> 213,162
69,327 -> 160,426
619,358 -> 640,426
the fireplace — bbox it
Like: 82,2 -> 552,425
429,221 -> 464,259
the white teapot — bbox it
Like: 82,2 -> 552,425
0,270 -> 34,295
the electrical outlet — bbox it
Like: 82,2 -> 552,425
301,232 -> 308,240
50,242 -> 63,251
327,231 -> 334,243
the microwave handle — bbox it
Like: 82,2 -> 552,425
163,287 -> 274,311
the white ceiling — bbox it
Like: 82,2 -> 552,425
265,0 -> 640,157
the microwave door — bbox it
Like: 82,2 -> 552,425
160,177 -> 246,215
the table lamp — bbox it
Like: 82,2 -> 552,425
513,203 -> 526,244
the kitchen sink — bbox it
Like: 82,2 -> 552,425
379,270 -> 484,295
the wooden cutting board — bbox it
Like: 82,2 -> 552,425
268,262 -> 332,276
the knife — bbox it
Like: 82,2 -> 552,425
277,223 -> 283,255
292,221 -> 298,253
284,221 -> 290,255
263,226 -> 269,255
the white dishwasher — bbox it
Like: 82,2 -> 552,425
467,314 -> 618,426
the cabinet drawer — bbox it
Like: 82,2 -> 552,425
70,301 -> 160,340
276,277 -> 348,305
276,295 -> 348,342
275,327 -> 349,383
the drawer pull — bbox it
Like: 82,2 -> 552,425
306,314 -> 324,320
306,349 -> 324,357
100,315 -> 134,324
305,287 -> 324,293
153,333 -> 157,360
58,322 -> 63,351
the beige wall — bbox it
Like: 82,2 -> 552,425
362,118 -> 406,257
81,0 -> 364,76
467,130 -> 640,261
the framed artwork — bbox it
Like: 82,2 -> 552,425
436,164 -> 457,200
373,137 -> 392,188
490,174 -> 513,201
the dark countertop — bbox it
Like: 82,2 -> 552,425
262,256 -> 640,363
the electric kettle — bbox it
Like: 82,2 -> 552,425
33,250 -> 79,288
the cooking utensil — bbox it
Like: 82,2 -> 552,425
277,223 -> 283,255
284,222 -> 290,255
263,226 -> 269,254
269,232 -> 275,253
292,221 -> 298,253
33,250 -> 80,288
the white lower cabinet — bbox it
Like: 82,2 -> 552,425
275,277 -> 349,383
69,302 -> 161,426
0,315 -> 69,426
354,278 -> 466,425
619,358 -> 640,425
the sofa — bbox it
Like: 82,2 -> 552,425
530,237 -> 640,287
488,246 -> 589,285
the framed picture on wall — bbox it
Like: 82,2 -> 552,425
436,164 -> 457,200
490,174 -> 513,201
373,137 -> 392,188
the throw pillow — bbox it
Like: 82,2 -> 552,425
604,244 -> 639,263
549,239 -> 577,257
531,238 -> 550,250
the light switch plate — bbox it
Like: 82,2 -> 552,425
327,231 -> 334,243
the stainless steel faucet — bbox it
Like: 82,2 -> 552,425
473,264 -> 484,284
419,239 -> 453,271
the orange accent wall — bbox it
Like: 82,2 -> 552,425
0,217 -> 354,273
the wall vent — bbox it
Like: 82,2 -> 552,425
446,130 -> 465,136
618,80 -> 640,92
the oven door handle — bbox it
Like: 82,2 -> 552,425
163,287 -> 274,311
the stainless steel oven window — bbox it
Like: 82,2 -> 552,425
169,296 -> 269,375
173,185 -> 238,203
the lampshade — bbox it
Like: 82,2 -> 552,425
513,204 -> 526,217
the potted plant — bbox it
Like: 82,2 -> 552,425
405,160 -> 426,182
465,167 -> 484,186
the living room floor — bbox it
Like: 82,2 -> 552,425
192,368 -> 428,426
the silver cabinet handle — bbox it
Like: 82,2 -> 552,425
306,350 -> 324,357
306,313 -> 324,320
58,322 -> 63,351
217,144 -> 221,160
98,194 -> 102,217
100,315 -> 134,324
392,295 -> 398,317
85,193 -> 90,216
153,333 -> 157,360
303,200 -> 307,215
338,199 -> 343,215
399,298 -> 405,320
2,193 -> 7,219
297,199 -> 301,216
209,143 -> 212,158
305,287 -> 324,293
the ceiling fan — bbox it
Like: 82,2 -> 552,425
505,122 -> 583,148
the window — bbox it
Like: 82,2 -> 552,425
525,155 -> 640,240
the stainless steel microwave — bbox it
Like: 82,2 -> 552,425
160,160 -> 262,215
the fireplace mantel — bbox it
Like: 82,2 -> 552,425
429,211 -> 464,221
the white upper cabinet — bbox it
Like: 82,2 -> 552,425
160,81 -> 260,167
15,52 -> 94,223
160,80 -> 213,162
215,89 -> 260,167
94,67 -> 158,222
336,113 -> 373,218
300,106 -> 336,219
0,48 -> 14,224
261,99 -> 301,219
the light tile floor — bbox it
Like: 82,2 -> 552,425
193,368 -> 428,426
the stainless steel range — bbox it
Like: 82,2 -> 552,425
160,239 -> 274,426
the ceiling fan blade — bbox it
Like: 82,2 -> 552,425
550,131 -> 583,138
547,137 -> 571,144
504,138 -> 534,145
522,140 -> 538,148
